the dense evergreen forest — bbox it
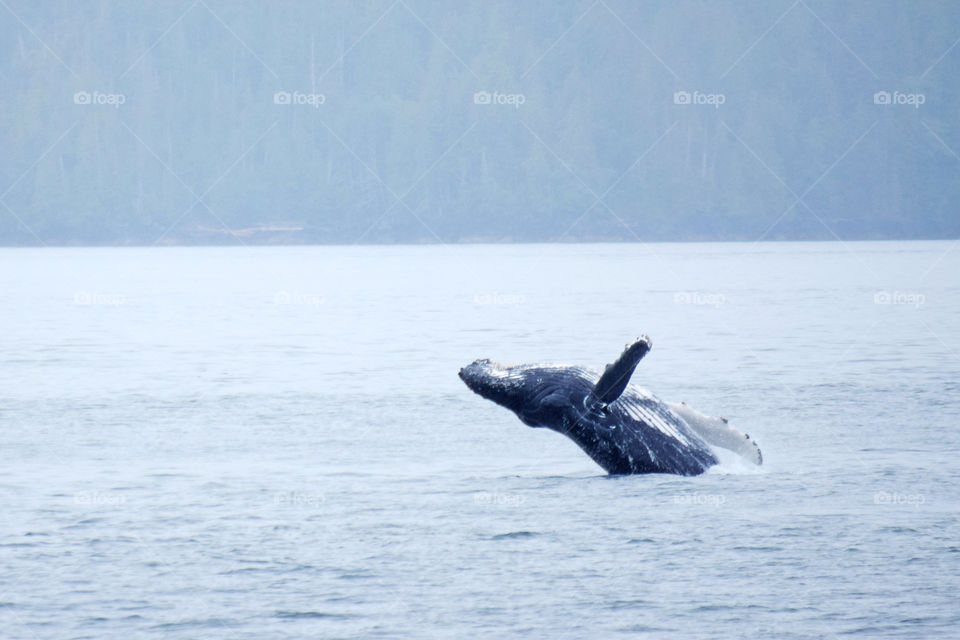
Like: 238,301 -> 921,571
1,0 -> 957,245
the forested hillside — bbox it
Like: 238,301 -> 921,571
1,0 -> 957,244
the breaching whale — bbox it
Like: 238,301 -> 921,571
458,336 -> 762,476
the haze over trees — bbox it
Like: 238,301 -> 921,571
1,0 -> 957,245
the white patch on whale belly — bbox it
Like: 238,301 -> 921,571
619,392 -> 692,447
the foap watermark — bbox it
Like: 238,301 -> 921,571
673,291 -> 725,308
74,491 -> 126,506
74,291 -> 125,306
473,291 -> 525,306
874,491 -> 925,507
674,90 -> 725,109
473,90 -> 526,109
873,290 -> 925,308
474,491 -> 526,506
274,291 -> 324,306
73,90 -> 126,108
873,91 -> 925,108
673,492 -> 726,506
274,90 -> 326,108
274,491 -> 326,507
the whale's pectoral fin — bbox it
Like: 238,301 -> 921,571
589,336 -> 652,407
667,402 -> 763,465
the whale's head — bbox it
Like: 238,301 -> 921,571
458,359 -> 526,410
458,359 -> 585,428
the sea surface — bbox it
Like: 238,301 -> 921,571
1,241 -> 958,639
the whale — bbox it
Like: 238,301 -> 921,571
458,336 -> 762,476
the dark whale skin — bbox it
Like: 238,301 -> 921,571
459,358 -> 718,476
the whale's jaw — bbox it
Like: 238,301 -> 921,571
458,359 -> 527,414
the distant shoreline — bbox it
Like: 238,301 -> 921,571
1,237 -> 955,249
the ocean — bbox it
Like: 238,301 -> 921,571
1,241 -> 958,639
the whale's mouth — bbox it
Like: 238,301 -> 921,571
458,359 -> 525,407
458,359 -> 494,393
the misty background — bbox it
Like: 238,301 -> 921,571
1,0 -> 958,245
